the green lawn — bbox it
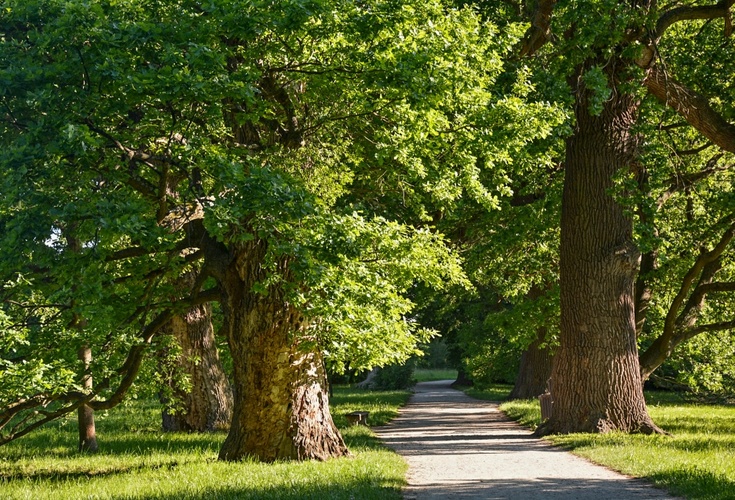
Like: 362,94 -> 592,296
413,368 -> 458,382
0,388 -> 411,499
497,391 -> 735,499
464,383 -> 514,401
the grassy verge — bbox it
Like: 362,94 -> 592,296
463,383 -> 513,402
495,391 -> 735,499
0,387 -> 411,499
413,368 -> 458,382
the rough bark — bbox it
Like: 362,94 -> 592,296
77,345 -> 98,452
509,327 -> 554,400
161,300 -> 233,432
217,239 -> 349,462
536,64 -> 663,436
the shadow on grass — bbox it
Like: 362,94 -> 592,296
650,466 -> 735,500
341,425 -> 387,452
112,478 -> 403,500
1,425 -> 389,484
0,458 -> 185,483
100,432 -> 223,454
656,417 -> 735,435
0,430 -> 222,461
331,388 -> 412,427
331,388 -> 410,406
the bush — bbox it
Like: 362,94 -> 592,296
372,362 -> 416,390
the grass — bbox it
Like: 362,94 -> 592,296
463,383 -> 513,402
412,368 -> 458,382
493,390 -> 735,499
0,387 -> 411,499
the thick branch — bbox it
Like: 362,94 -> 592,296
674,258 -> 723,333
640,1 -> 735,151
683,318 -> 735,337
518,0 -> 557,57
640,221 -> 735,379
696,281 -> 735,294
655,0 -> 734,39
643,66 -> 735,154
664,220 -> 735,337
0,399 -> 87,445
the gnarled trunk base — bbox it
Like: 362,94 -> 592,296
218,241 -> 349,462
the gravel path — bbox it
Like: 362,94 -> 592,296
374,380 -> 676,499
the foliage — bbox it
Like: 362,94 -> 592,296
0,0 -> 564,444
370,361 -> 416,391
410,40 -> 567,387
499,392 -> 735,499
0,388 -> 410,499
437,0 -> 735,396
659,330 -> 735,394
626,93 -> 735,391
415,339 -> 451,369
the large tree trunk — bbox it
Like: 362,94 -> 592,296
536,64 -> 663,435
509,327 -> 554,400
217,239 -> 349,462
452,366 -> 474,387
77,345 -> 98,452
161,300 -> 233,432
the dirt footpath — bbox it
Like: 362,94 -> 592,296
374,380 -> 676,499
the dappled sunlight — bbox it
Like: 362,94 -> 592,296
0,391 -> 407,500
375,381 -> 672,498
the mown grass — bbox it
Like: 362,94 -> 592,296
463,383 -> 514,402
0,387 -> 411,499
413,368 -> 458,382
495,391 -> 735,499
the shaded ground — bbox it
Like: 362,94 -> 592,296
375,380 -> 676,499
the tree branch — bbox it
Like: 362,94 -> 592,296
664,220 -> 735,339
518,0 -> 557,57
657,154 -> 730,207
655,0 -> 734,39
696,281 -> 735,294
0,280 -> 219,444
684,318 -> 735,337
643,65 -> 735,154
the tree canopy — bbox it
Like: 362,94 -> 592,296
2,0 -> 734,456
0,0 -> 563,456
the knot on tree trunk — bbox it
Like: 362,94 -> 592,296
610,241 -> 641,273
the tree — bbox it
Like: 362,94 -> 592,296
1,0 -> 559,460
158,272 -> 232,433
514,0 -> 735,435
76,344 -> 98,452
630,118 -> 735,388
